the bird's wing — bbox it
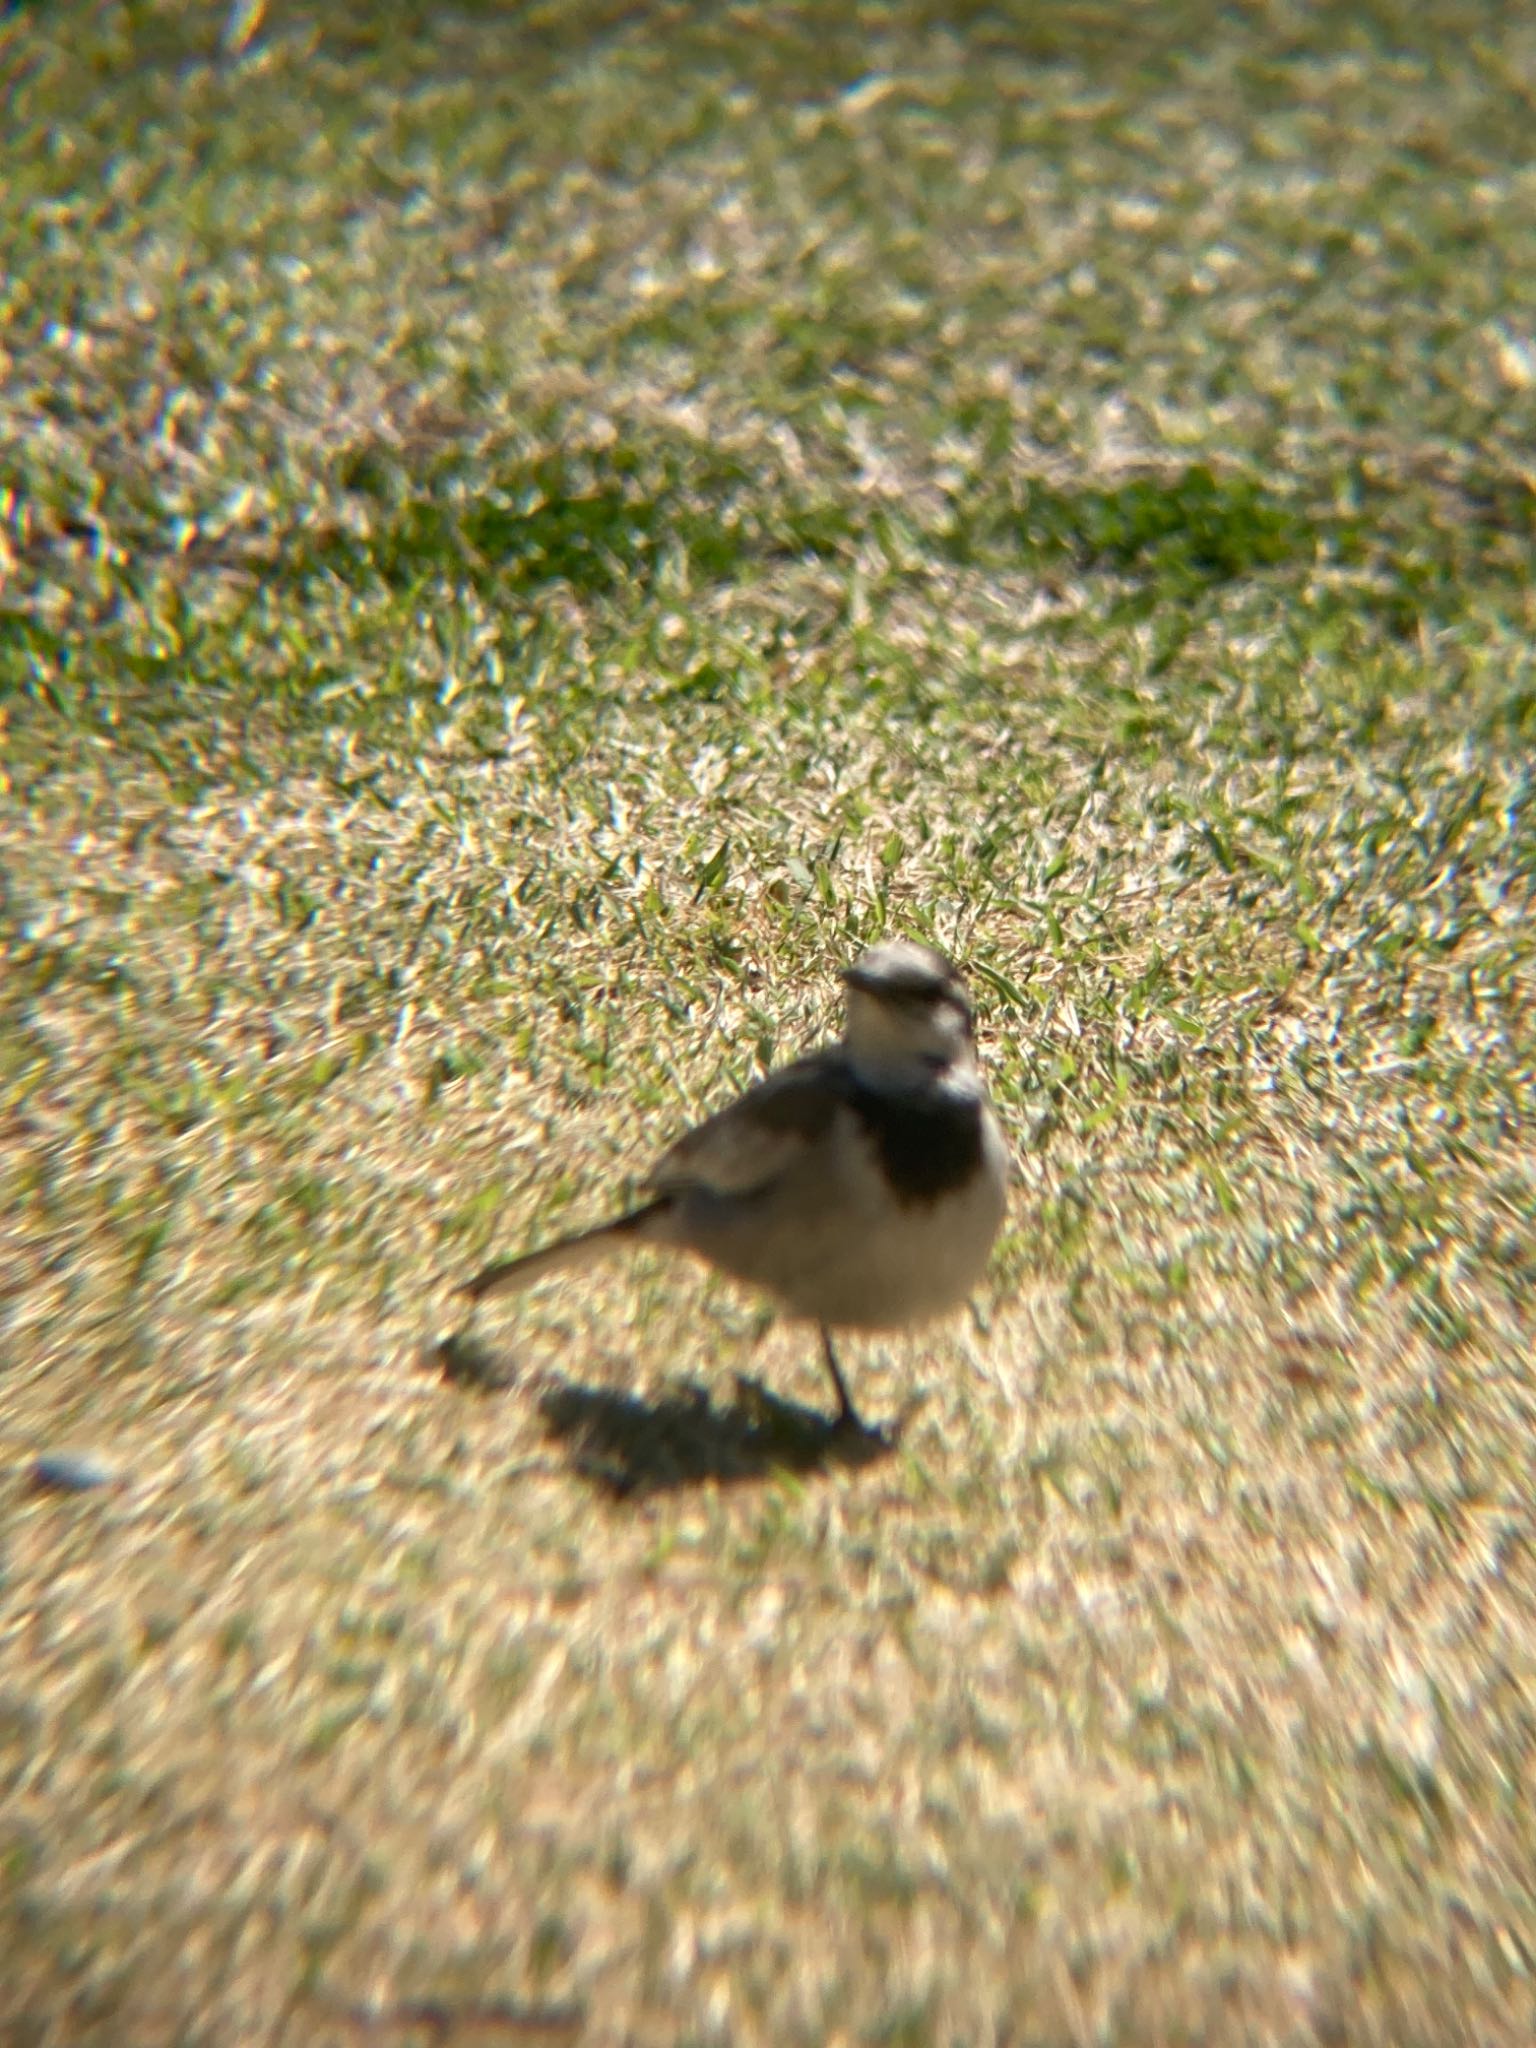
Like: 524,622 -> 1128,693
645,1052 -> 848,1198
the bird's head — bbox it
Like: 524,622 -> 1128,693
841,938 -> 977,1085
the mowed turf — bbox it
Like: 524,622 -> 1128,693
3,3 -> 1536,2043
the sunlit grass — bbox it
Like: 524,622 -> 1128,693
3,3 -> 1535,2043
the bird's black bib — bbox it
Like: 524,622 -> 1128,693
843,1078 -> 986,1206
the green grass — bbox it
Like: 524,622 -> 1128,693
4,2 -> 1536,2043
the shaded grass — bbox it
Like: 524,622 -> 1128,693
3,2 -> 1536,2044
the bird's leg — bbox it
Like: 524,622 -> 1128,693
819,1325 -> 861,1430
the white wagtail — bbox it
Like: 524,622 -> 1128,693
463,938 -> 1009,1434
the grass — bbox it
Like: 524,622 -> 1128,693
3,1 -> 1536,2042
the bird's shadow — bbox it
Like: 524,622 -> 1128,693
434,1334 -> 902,1497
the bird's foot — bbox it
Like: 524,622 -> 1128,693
830,1406 -> 899,1454
431,1329 -> 519,1391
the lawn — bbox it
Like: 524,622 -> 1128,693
3,2 -> 1535,2043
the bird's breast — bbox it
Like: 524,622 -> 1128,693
674,1089 -> 1007,1331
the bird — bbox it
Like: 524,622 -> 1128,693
461,938 -> 1010,1435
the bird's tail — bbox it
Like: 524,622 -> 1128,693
462,1198 -> 671,1303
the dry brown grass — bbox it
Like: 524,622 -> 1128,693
6,717 -> 1535,2046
